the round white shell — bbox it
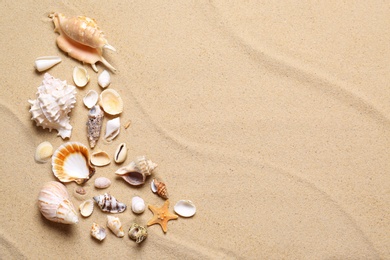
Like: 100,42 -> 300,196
79,199 -> 94,217
98,70 -> 111,88
90,150 -> 111,166
35,141 -> 54,163
131,196 -> 145,214
94,177 -> 111,189
73,66 -> 90,87
174,200 -> 196,218
83,90 -> 98,109
34,56 -> 62,72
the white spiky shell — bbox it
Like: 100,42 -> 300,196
28,73 -> 76,139
38,181 -> 79,224
107,216 -> 125,237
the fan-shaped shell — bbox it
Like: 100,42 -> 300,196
52,142 -> 95,184
99,89 -> 123,115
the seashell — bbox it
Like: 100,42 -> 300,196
128,223 -> 148,244
99,89 -> 123,116
35,141 -> 54,163
86,105 -> 104,148
79,199 -> 94,217
94,177 -> 111,189
49,13 -> 116,72
115,156 -> 157,186
75,187 -> 86,195
114,143 -> 127,164
174,200 -> 196,218
83,90 -> 98,109
52,142 -> 95,184
90,150 -> 111,166
150,179 -> 158,193
91,223 -> 106,241
28,73 -> 76,139
98,70 -> 111,88
107,216 -> 125,237
38,181 -> 79,224
104,117 -> 120,142
124,120 -> 131,129
72,66 -> 90,87
152,179 -> 168,199
34,56 -> 62,72
93,193 -> 126,213
131,196 -> 145,214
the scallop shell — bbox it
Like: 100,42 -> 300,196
87,105 -> 104,148
73,66 -> 90,87
128,223 -> 148,244
35,141 -> 54,163
94,177 -> 111,189
34,56 -> 62,72
91,223 -> 106,241
174,200 -> 196,218
114,143 -> 127,164
91,150 -> 111,166
153,179 -> 169,199
79,199 -> 94,217
131,196 -> 145,214
107,216 -> 125,237
52,142 -> 95,184
98,70 -> 111,88
99,89 -> 123,115
38,181 -> 79,224
83,90 -> 98,109
28,73 -> 76,139
115,156 -> 157,186
93,193 -> 126,213
104,117 -> 120,142
49,13 -> 116,72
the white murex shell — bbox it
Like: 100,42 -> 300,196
98,70 -> 111,88
28,73 -> 76,139
79,199 -> 94,217
83,90 -> 98,109
34,56 -> 62,72
38,181 -> 79,224
107,216 -> 125,237
131,196 -> 145,214
105,117 -> 120,142
174,200 -> 196,218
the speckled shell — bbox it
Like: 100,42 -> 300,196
87,105 -> 104,148
93,193 -> 126,213
128,223 -> 148,243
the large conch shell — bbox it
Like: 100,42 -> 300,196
115,156 -> 157,186
28,73 -> 76,139
38,181 -> 79,224
49,13 -> 116,73
52,142 -> 95,184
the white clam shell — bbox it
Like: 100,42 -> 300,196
131,196 -> 145,214
150,179 -> 157,193
174,200 -> 196,218
107,216 -> 125,237
34,56 -> 62,72
73,66 -> 90,87
98,70 -> 111,88
79,199 -> 94,217
35,141 -> 54,163
90,150 -> 111,166
105,117 -> 120,142
99,89 -> 123,115
83,90 -> 98,109
114,143 -> 127,164
91,223 -> 106,241
94,177 -> 111,189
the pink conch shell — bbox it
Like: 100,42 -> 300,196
49,13 -> 116,73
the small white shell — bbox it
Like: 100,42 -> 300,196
114,143 -> 127,164
91,223 -> 106,241
98,70 -> 111,88
35,141 -> 54,163
150,179 -> 157,193
34,56 -> 62,72
73,66 -> 90,87
94,177 -> 111,189
107,216 -> 125,237
83,90 -> 99,109
174,200 -> 196,218
105,117 -> 120,142
79,199 -> 94,217
131,196 -> 145,214
99,89 -> 123,115
90,150 -> 111,166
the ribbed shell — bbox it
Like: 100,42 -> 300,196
115,156 -> 157,186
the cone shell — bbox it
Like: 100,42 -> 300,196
153,179 -> 169,199
87,105 -> 104,148
38,181 -> 79,224
93,193 -> 126,213
107,216 -> 125,237
115,156 -> 157,186
99,89 -> 123,115
79,199 -> 94,217
52,142 -> 95,184
34,56 -> 62,72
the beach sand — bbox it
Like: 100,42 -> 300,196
0,1 -> 389,259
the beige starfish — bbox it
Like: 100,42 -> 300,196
147,200 -> 178,233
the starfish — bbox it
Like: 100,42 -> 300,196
147,200 -> 178,233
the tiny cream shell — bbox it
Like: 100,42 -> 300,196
83,90 -> 99,109
174,200 -> 196,218
91,223 -> 106,241
107,216 -> 125,237
131,196 -> 145,214
94,177 -> 111,189
79,199 -> 94,217
105,117 -> 120,142
90,150 -> 111,166
99,89 -> 123,115
98,70 -> 111,88
114,143 -> 127,164
35,141 -> 54,163
34,56 -> 62,72
73,66 -> 90,87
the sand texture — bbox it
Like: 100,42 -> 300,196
0,1 -> 389,259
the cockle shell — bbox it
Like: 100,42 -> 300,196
91,223 -> 106,241
152,179 -> 169,199
34,56 -> 62,72
114,143 -> 127,164
174,200 -> 196,218
52,142 -> 95,184
83,90 -> 98,109
35,141 -> 54,163
87,105 -> 104,148
49,13 -> 116,73
128,223 -> 148,244
131,196 -> 146,214
79,199 -> 94,217
93,193 -> 126,213
115,156 -> 157,186
90,150 -> 111,166
38,181 -> 79,224
107,216 -> 125,237
98,70 -> 111,88
94,177 -> 111,189
105,117 -> 120,142
73,66 -> 90,87
99,89 -> 123,116
28,73 -> 76,139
